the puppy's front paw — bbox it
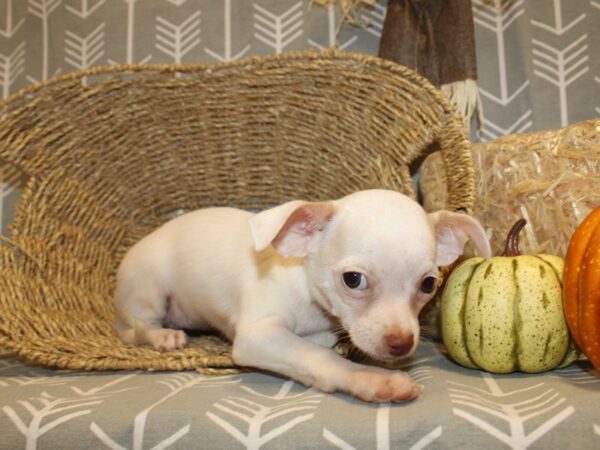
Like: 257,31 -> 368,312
350,369 -> 421,403
148,329 -> 188,352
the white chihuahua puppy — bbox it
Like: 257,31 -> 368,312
115,189 -> 490,402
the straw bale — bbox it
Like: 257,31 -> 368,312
421,119 -> 600,257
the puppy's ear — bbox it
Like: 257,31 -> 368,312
249,201 -> 337,257
428,211 -> 491,266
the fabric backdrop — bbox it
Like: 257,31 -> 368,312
0,0 -> 598,234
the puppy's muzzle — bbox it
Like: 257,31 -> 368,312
384,331 -> 414,357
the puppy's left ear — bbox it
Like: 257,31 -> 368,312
428,211 -> 491,266
249,200 -> 337,257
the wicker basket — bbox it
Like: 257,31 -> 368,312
0,49 -> 473,372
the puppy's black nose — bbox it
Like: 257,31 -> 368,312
384,332 -> 414,357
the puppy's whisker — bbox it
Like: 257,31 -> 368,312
331,324 -> 346,334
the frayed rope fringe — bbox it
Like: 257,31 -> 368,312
441,78 -> 484,136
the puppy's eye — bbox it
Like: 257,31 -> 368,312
342,272 -> 368,290
420,276 -> 437,294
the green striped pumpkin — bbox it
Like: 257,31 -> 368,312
441,220 -> 578,373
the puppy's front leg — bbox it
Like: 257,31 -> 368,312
232,317 -> 420,403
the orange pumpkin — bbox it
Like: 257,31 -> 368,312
563,207 -> 600,369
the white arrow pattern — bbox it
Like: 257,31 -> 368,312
360,1 -> 386,38
323,356 -> 437,449
324,405 -> 442,450
156,10 -> 201,64
0,0 -> 25,38
65,22 -> 106,84
0,371 -> 70,388
108,0 -> 151,65
532,34 -> 589,126
554,365 -> 600,385
254,2 -> 304,54
480,109 -> 533,141
207,380 -> 322,449
473,0 -> 525,33
449,372 -> 575,448
27,0 -> 62,83
205,0 -> 250,62
1,369 -> 138,444
0,41 -> 25,99
4,391 -> 107,450
65,0 -> 106,18
91,373 -> 240,450
531,0 -> 586,35
473,0 -> 529,106
308,4 -> 357,50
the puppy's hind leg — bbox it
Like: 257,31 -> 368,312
115,284 -> 188,352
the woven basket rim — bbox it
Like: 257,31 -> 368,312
0,49 -> 457,122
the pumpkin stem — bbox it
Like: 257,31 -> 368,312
502,219 -> 527,257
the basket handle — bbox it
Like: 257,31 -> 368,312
435,113 -> 475,214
